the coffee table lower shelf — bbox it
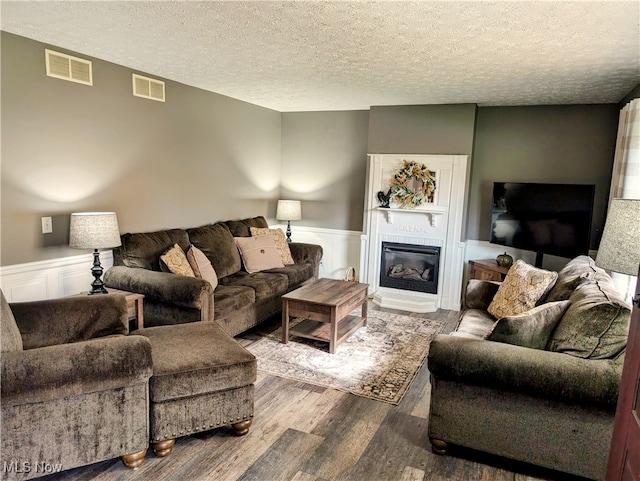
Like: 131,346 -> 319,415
290,315 -> 366,350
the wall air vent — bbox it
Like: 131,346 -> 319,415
45,49 -> 92,85
132,74 -> 165,102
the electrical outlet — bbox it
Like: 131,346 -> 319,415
41,216 -> 53,234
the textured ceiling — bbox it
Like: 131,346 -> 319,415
2,1 -> 639,112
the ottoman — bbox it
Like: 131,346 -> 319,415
136,321 -> 257,457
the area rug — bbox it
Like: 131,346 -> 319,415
246,311 -> 446,405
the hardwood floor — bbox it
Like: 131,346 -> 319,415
39,303 -> 588,481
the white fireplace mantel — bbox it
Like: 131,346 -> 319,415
376,207 -> 447,226
360,154 -> 469,312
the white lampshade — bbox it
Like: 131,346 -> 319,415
595,199 -> 640,276
276,200 -> 302,221
69,212 -> 121,249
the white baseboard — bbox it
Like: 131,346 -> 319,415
0,227 -> 362,302
280,225 -> 363,281
3,237 -> 586,304
0,251 -> 114,302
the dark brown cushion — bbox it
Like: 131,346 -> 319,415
220,271 -> 288,300
120,229 -> 190,271
224,216 -> 269,237
213,285 -> 256,318
485,300 -> 570,350
11,295 -> 128,350
187,223 -> 241,279
263,263 -> 316,288
547,280 -> 631,359
137,322 -> 256,402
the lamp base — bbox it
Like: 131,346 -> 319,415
89,249 -> 108,295
285,220 -> 292,243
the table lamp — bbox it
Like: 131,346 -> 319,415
595,198 -> 640,307
276,200 -> 302,243
69,212 -> 122,294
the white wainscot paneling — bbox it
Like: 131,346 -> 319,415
0,251 -> 114,302
281,225 -> 363,281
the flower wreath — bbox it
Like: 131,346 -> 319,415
388,160 -> 437,208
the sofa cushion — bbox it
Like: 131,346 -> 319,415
487,260 -> 557,319
235,235 -> 285,273
213,285 -> 256,318
263,263 -> 316,288
120,229 -> 190,271
187,223 -> 242,279
544,255 -> 611,302
250,226 -> 295,265
224,216 -> 269,237
160,244 -> 195,277
137,322 -> 256,402
1,291 -> 23,352
485,300 -> 570,350
547,280 -> 631,359
186,245 -> 218,289
11,295 -> 128,350
220,271 -> 288,301
452,309 -> 496,339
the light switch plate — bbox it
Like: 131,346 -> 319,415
41,216 -> 53,234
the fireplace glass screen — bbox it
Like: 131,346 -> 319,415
379,242 -> 440,294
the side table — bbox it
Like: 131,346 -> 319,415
108,289 -> 145,331
468,259 -> 510,282
77,289 -> 144,331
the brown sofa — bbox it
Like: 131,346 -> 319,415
0,291 -> 153,479
427,256 -> 630,480
104,216 -> 323,335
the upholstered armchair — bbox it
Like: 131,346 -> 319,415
0,291 -> 153,480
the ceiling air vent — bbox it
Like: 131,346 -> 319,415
45,49 -> 92,86
132,74 -> 165,102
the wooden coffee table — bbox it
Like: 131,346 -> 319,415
281,278 -> 369,354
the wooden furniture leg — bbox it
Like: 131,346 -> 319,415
429,438 -> 448,455
232,419 -> 252,436
152,439 -> 175,457
121,449 -> 147,468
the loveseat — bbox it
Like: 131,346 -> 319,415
104,216 -> 323,336
1,291 -> 153,479
427,256 -> 630,481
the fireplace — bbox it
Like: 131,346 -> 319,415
361,154 -> 469,312
379,242 -> 440,294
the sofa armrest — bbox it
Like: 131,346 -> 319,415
464,279 -> 501,310
1,335 -> 153,407
105,266 -> 214,311
289,243 -> 323,276
10,295 -> 128,350
427,334 -> 622,410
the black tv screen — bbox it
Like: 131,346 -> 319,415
490,182 -> 595,264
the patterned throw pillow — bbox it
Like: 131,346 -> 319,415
487,260 -> 558,319
186,245 -> 218,289
484,300 -> 570,350
160,244 -> 195,277
235,235 -> 285,273
249,226 -> 295,265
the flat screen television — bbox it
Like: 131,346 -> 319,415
490,182 -> 595,267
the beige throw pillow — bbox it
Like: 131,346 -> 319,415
160,244 -> 195,277
487,260 -> 558,319
250,226 -> 295,265
235,234 -> 285,273
186,245 -> 218,289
